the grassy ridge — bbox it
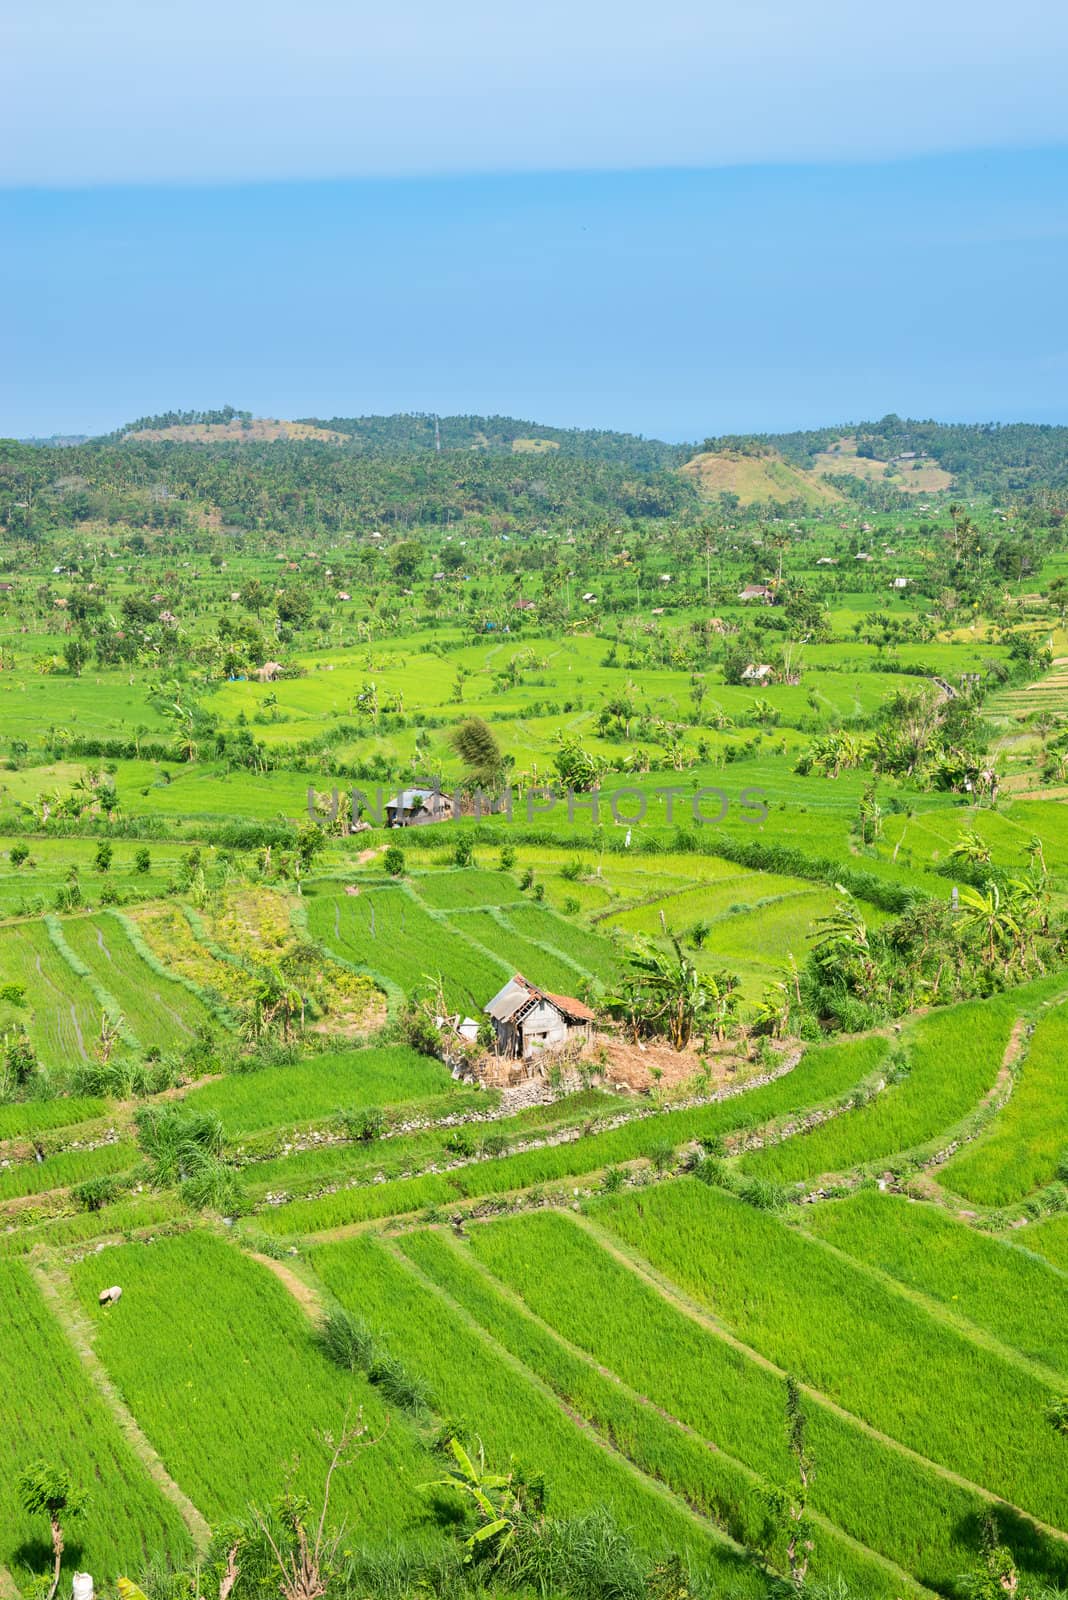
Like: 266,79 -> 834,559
593,1180 -> 1068,1530
801,1190 -> 1068,1376
0,1259 -> 192,1582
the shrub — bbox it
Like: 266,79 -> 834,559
72,1174 -> 121,1212
317,1306 -> 378,1372
342,1107 -> 386,1143
650,1141 -> 676,1174
383,843 -> 405,876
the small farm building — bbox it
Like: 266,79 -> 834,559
484,975 -> 595,1059
385,787 -> 454,828
740,663 -> 774,684
738,584 -> 774,604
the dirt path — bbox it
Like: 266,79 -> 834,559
248,1252 -> 324,1318
30,1263 -> 211,1552
573,1214 -> 1068,1549
0,1565 -> 19,1600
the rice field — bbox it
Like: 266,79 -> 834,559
593,1180 -> 1068,1530
0,1258 -> 192,1582
0,1193 -> 184,1257
307,886 -> 511,1011
802,1189 -> 1068,1376
0,1095 -> 108,1141
0,918 -> 100,1068
1022,1214 -> 1068,1273
6,522 -> 1068,1593
183,1043 -> 469,1138
0,1138 -> 137,1205
57,912 -> 214,1048
410,867 -> 525,909
311,1233 -> 772,1596
424,1211 -> 1068,1595
398,1225 -> 918,1597
258,1036 -> 886,1232
939,998 -> 1068,1206
737,985 -> 1059,1185
445,907 -> 592,995
67,1231 -> 437,1540
504,901 -> 625,984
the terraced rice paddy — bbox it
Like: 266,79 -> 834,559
0,1259 -> 192,1581
411,1213 -> 1068,1595
67,1232 -> 437,1539
593,1181 -> 1068,1530
939,997 -> 1068,1205
184,1043 -> 468,1137
738,982 -> 1067,1184
312,1234 -> 772,1596
57,913 -> 214,1047
307,886 -> 511,1010
0,919 -> 99,1066
802,1189 -> 1068,1376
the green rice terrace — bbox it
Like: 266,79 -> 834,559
4,418 -> 1068,1600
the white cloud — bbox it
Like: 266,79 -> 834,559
2,0 -> 1068,185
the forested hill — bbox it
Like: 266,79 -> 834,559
107,409 -> 686,470
702,416 -> 1068,497
299,412 -> 687,468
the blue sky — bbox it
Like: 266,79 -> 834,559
2,2 -> 1068,438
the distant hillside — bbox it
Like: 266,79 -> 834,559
124,418 -> 347,444
811,436 -> 953,495
681,446 -> 843,509
701,416 -> 1068,498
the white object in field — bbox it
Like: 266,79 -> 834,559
98,1286 -> 122,1305
72,1573 -> 94,1600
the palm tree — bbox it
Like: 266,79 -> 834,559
957,882 -> 1020,968
607,937 -> 741,1050
948,828 -> 991,867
